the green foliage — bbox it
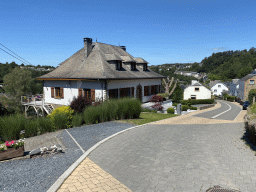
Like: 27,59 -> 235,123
157,93 -> 169,98
72,113 -> 84,127
248,89 -> 256,105
189,106 -> 197,110
172,103 -> 178,107
167,107 -> 175,114
83,98 -> 141,125
181,105 -> 188,111
49,106 -> 74,129
37,117 -> 53,134
170,84 -> 183,102
181,99 -> 214,105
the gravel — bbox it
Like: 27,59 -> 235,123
0,121 -> 134,192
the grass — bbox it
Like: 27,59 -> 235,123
115,112 -> 178,125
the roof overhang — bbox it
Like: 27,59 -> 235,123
37,77 -> 166,81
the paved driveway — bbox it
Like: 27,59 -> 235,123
57,101 -> 254,192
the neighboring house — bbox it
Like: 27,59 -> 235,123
211,82 -> 229,96
183,82 -> 211,100
208,80 -> 221,88
229,79 -> 240,96
37,38 -> 165,106
237,74 -> 256,101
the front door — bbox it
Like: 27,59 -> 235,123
136,85 -> 142,101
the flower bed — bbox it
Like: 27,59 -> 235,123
0,146 -> 24,161
0,139 -> 25,161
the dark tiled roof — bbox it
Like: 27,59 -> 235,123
38,42 -> 164,80
240,74 -> 256,82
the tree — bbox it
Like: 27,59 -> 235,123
170,83 -> 183,102
1,67 -> 33,113
162,76 -> 178,97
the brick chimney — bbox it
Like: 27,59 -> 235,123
84,38 -> 92,57
120,46 -> 126,51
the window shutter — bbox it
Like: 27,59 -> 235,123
78,88 -> 83,97
60,87 -> 64,98
51,87 -> 54,98
91,89 -> 95,101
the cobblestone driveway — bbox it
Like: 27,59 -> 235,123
58,102 -> 255,192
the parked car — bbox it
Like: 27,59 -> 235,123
243,101 -> 250,110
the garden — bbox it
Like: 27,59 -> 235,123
0,96 -> 180,160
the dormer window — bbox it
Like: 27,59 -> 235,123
131,63 -> 136,71
143,64 -> 148,71
116,61 -> 122,70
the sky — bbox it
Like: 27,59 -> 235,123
0,0 -> 256,67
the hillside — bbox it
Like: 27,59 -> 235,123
150,47 -> 256,83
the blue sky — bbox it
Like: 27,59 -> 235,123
0,0 -> 255,67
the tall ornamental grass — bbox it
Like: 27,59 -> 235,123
72,113 -> 83,127
84,98 -> 141,125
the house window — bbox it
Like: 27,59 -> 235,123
191,95 -> 196,99
195,87 -> 199,91
250,80 -> 255,85
214,89 -> 217,92
131,63 -> 136,71
144,86 -> 150,96
143,64 -> 148,71
78,88 -> 95,101
151,85 -> 158,95
51,87 -> 64,99
109,89 -> 118,99
218,85 -> 221,88
131,87 -> 134,97
119,88 -> 130,98
116,61 -> 122,70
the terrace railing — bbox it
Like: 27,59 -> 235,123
21,94 -> 44,106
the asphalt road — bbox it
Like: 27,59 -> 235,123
193,100 -> 242,120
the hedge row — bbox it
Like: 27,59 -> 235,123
180,99 -> 214,105
0,98 -> 142,142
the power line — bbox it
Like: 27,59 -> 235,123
0,43 -> 32,65
0,47 -> 30,65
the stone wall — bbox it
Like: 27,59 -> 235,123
244,107 -> 256,145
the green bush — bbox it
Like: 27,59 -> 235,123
248,89 -> 256,105
0,114 -> 27,141
49,106 -> 74,129
83,98 -> 141,124
181,105 -> 188,111
167,108 -> 175,114
24,120 -> 38,138
181,99 -> 214,105
72,113 -> 83,127
157,93 -> 169,98
172,103 -> 178,107
37,116 -> 53,134
189,106 -> 197,110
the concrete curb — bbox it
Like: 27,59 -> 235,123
48,102 -> 220,192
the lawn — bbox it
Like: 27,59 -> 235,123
115,112 -> 179,125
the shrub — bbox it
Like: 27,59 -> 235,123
24,120 -> 38,138
150,95 -> 164,103
167,108 -> 175,114
172,103 -> 178,107
189,106 -> 197,110
72,113 -> 83,127
181,105 -> 188,111
37,117 -> 53,134
70,95 -> 93,113
49,106 -> 74,129
0,114 -> 27,141
248,89 -> 256,105
84,105 -> 100,124
180,99 -> 214,105
157,93 -> 169,98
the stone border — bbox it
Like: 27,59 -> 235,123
47,101 -> 228,192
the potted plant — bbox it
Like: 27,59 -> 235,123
0,139 -> 25,161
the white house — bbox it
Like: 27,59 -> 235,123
183,82 -> 211,100
37,38 -> 165,106
211,82 -> 229,96
229,79 -> 240,96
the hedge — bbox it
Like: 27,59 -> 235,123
167,108 -> 175,114
180,99 -> 214,105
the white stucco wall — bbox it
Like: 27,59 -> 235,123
211,83 -> 229,96
43,80 -> 104,106
108,79 -> 162,103
43,79 -> 162,105
184,85 -> 211,100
